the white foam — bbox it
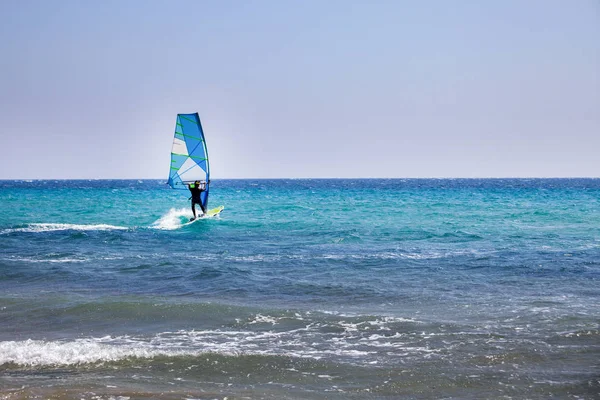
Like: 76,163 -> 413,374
0,338 -> 175,367
1,223 -> 128,234
4,256 -> 87,263
3,255 -> 123,263
1,314 -> 436,367
248,314 -> 279,325
315,250 -> 487,261
151,208 -> 191,230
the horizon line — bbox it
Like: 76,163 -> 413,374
2,177 -> 599,181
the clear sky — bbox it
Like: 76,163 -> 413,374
0,0 -> 598,179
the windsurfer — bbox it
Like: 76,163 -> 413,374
188,180 -> 207,220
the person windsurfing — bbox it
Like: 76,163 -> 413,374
188,180 -> 207,221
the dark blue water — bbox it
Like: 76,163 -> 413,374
1,179 -> 599,399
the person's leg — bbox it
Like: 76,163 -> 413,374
191,201 -> 197,219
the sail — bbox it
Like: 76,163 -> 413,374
167,113 -> 210,209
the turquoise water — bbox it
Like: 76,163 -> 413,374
1,179 -> 599,399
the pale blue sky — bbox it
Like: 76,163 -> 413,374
0,0 -> 598,178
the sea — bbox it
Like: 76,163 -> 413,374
0,179 -> 599,399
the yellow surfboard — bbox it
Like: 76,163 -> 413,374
187,206 -> 224,223
206,205 -> 225,217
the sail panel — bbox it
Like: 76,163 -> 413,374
171,138 -> 188,156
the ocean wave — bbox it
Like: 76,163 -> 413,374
0,314 -> 434,368
1,223 -> 128,234
182,249 -> 490,264
1,305 -> 594,371
560,329 -> 600,338
2,254 -> 124,263
0,338 -> 183,367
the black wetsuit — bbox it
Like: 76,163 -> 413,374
189,184 -> 206,214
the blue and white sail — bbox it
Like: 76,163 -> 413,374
167,113 -> 210,209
